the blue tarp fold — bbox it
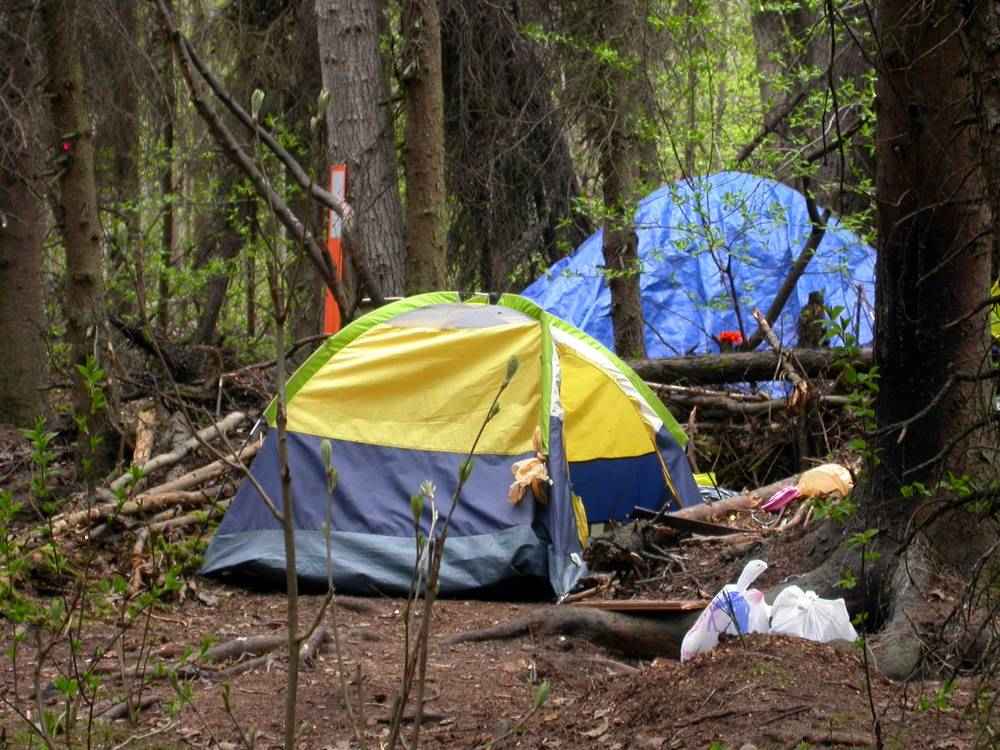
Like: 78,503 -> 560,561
523,172 -> 876,357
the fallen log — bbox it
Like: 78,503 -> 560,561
56,441 -> 259,540
95,694 -> 158,722
132,406 -> 159,467
445,606 -> 698,659
109,411 -> 246,491
669,473 -> 800,523
52,484 -> 236,537
139,440 -> 261,497
650,389 -> 851,417
627,347 -> 871,385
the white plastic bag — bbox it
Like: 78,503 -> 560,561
769,585 -> 858,643
680,560 -> 771,662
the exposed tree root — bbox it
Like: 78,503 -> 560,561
445,605 -> 697,659
763,727 -> 872,747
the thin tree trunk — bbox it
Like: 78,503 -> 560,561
594,0 -> 648,360
316,0 -> 406,296
42,0 -> 113,470
246,237 -> 256,339
158,3 -> 177,335
0,7 -> 48,425
965,1 -> 1000,276
191,176 -> 243,346
104,0 -> 142,320
401,0 -> 448,294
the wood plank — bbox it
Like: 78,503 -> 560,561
570,598 -> 707,613
632,506 -> 745,535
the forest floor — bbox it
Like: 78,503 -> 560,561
0,423 -> 991,749
0,530 -> 986,750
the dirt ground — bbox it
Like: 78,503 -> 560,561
0,423 -> 991,750
0,550 -> 987,749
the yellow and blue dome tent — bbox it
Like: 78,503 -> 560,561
201,292 -> 699,597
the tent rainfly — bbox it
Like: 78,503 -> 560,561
523,171 -> 876,357
201,292 -> 699,597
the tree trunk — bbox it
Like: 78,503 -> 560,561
785,0 -> 995,682
157,1 -> 177,335
191,167 -> 245,346
101,0 -> 143,320
0,7 -> 48,426
315,0 -> 406,296
401,0 -> 448,294
594,0 -> 648,360
43,0 -> 114,471
965,1 -> 1000,277
872,1 -> 990,503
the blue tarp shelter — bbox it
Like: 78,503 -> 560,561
523,172 -> 876,357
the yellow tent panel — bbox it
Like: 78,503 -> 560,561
288,322 -> 542,455
557,343 -> 655,462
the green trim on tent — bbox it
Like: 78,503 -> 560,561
992,281 -> 1000,340
543,309 -> 687,448
265,291 -> 461,424
537,314 -> 554,452
499,293 -> 687,449
266,291 -> 686,451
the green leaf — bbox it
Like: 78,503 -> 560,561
459,459 -> 474,484
53,675 -> 79,698
251,89 -> 265,121
533,679 -> 550,709
506,356 -> 520,383
317,88 -> 331,112
410,493 -> 424,524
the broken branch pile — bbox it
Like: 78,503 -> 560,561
25,411 -> 261,594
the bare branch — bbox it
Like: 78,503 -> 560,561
177,36 -> 386,307
151,0 -> 351,318
742,179 -> 830,352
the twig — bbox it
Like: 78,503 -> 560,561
178,36 -> 385,307
750,308 -> 807,390
109,411 -> 246,491
742,181 -> 830,353
110,720 -> 177,750
152,0 -> 352,318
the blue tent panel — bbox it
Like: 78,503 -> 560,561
523,172 -> 875,358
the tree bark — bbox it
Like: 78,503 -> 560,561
776,0 -> 996,683
100,0 -> 143,320
316,0 -> 406,296
440,0 -> 590,291
593,0 -> 649,360
965,1 -> 1000,276
401,0 -> 448,294
872,1 -> 991,504
157,0 -> 177,335
191,176 -> 244,346
0,7 -> 48,426
42,0 -> 113,471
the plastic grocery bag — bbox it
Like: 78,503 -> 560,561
796,463 -> 854,498
680,560 -> 771,662
760,463 -> 854,513
769,585 -> 858,643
